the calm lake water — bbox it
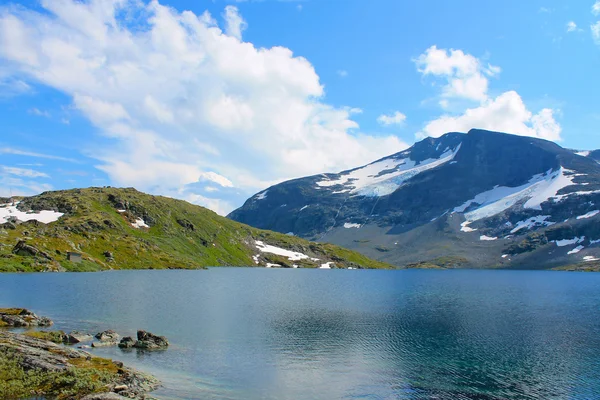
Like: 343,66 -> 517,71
1,268 -> 600,399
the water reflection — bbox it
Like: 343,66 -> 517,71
0,269 -> 599,399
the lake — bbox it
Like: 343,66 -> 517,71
1,268 -> 600,399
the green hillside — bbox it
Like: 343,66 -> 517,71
0,187 -> 391,272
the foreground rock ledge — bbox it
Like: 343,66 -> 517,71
0,307 -> 53,327
0,330 -> 159,399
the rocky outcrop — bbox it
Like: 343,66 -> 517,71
0,330 -> 159,399
0,308 -> 53,327
117,331 -> 168,350
96,329 -> 120,342
134,330 -> 169,349
12,240 -> 52,259
92,330 -> 120,347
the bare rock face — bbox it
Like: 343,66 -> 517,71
0,308 -> 53,327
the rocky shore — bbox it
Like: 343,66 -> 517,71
0,308 -> 166,399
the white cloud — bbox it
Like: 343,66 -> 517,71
0,147 -> 78,162
1,166 -> 49,178
337,69 -> 348,78
0,0 -> 406,214
593,2 -> 600,44
566,21 -> 578,32
414,45 -> 500,102
377,111 -> 406,126
223,5 -> 247,40
415,46 -> 561,142
28,108 -> 51,117
418,91 -> 561,141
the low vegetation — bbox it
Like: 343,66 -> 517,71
0,187 -> 392,272
0,347 -> 118,399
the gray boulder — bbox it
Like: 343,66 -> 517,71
133,330 -> 169,349
66,331 -> 93,344
118,336 -> 136,349
95,329 -> 120,342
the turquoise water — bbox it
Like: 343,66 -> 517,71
1,268 -> 600,399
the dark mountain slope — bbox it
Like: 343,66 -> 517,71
229,129 -> 600,270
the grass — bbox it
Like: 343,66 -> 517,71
553,260 -> 600,272
0,309 -> 25,316
0,187 -> 393,272
23,331 -> 66,344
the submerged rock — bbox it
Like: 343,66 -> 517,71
0,308 -> 53,327
134,330 -> 169,349
92,340 -> 119,348
82,394 -> 128,400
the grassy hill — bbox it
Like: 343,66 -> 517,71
0,187 -> 392,272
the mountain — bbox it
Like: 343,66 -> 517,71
0,187 -> 391,272
229,129 -> 600,270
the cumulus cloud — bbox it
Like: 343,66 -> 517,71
223,5 -> 247,40
414,45 -> 500,102
418,91 -> 561,141
377,111 -> 406,126
593,1 -> 600,43
0,0 -> 406,214
415,46 -> 561,142
566,21 -> 578,32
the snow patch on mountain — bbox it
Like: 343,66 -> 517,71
255,240 -> 310,261
576,210 -> 599,219
344,223 -> 361,229
460,221 -> 477,232
568,246 -> 584,255
479,235 -> 497,241
584,256 -> 599,262
0,202 -> 64,224
554,237 -> 585,247
510,215 -> 554,234
455,168 -> 576,222
131,218 -> 149,228
255,191 -> 268,201
576,151 -> 591,157
316,145 -> 461,197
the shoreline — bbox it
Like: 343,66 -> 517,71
0,308 -> 160,400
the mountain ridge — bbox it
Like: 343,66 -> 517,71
229,129 -> 600,270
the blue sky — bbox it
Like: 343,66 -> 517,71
0,0 -> 599,214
